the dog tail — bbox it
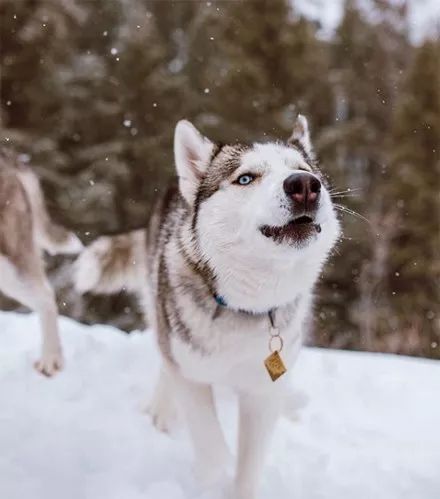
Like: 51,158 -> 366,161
18,169 -> 83,255
74,230 -> 146,295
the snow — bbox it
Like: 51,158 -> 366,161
1,310 -> 439,499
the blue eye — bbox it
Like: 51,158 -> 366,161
236,174 -> 255,186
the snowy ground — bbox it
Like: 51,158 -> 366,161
1,311 -> 439,499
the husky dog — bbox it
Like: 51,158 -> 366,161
75,116 -> 340,498
0,150 -> 83,376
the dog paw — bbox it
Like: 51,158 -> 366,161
34,350 -> 64,377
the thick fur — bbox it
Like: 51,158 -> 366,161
0,149 -> 83,376
74,230 -> 146,295
75,117 -> 340,498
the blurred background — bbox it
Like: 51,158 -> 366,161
0,0 -> 438,358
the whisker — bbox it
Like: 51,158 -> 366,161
332,246 -> 342,256
328,188 -> 363,196
328,186 -> 363,192
330,193 -> 359,199
335,206 -> 370,224
334,204 -> 371,225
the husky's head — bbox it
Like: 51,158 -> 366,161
174,117 -> 340,270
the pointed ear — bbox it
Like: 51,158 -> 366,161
288,114 -> 314,158
174,120 -> 214,204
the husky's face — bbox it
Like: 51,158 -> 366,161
174,117 -> 340,264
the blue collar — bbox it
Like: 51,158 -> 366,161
214,294 -> 228,308
213,294 -> 276,325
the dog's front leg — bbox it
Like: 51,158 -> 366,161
233,390 -> 283,499
175,373 -> 231,486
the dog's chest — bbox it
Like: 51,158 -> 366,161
169,301 -> 305,389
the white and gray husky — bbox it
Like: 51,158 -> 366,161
75,116 -> 340,498
0,149 -> 83,375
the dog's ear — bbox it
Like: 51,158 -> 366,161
174,120 -> 214,204
288,114 -> 313,159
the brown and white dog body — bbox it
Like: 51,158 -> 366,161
0,150 -> 82,375
75,116 -> 340,498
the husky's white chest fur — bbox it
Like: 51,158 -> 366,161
169,302 -> 306,390
164,236 -> 318,390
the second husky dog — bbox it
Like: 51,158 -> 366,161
75,116 -> 340,498
0,150 -> 83,376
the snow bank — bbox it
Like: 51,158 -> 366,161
1,311 -> 439,499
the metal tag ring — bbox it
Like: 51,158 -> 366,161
269,335 -> 284,353
269,326 -> 281,337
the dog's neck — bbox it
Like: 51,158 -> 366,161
178,216 -> 321,314
209,248 -> 319,314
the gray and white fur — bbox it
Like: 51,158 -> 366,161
0,149 -> 83,376
75,116 -> 340,498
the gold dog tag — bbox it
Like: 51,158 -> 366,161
264,350 -> 287,382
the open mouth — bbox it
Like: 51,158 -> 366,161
290,215 -> 314,225
260,215 -> 321,245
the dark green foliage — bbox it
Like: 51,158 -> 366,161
0,0 -> 437,357
382,40 -> 440,355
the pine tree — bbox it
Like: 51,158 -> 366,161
1,0 -> 183,234
55,0 -> 183,233
382,40 -> 440,357
0,0 -> 85,154
313,0 -> 412,352
184,0 -> 331,142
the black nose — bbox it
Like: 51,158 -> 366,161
283,172 -> 321,212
